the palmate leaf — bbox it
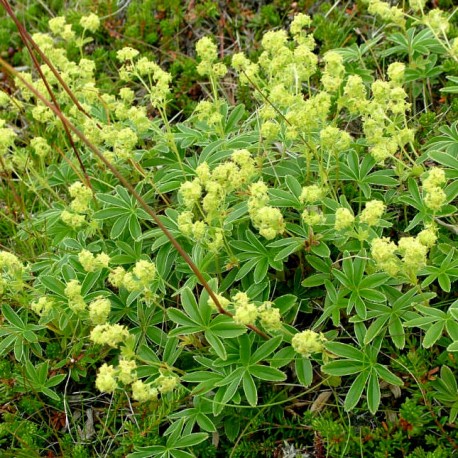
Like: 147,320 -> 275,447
382,27 -> 443,58
323,337 -> 402,413
425,122 -> 458,156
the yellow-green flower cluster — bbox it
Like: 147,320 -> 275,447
48,16 -> 75,41
362,76 -> 412,163
117,47 -> 140,62
64,279 -> 86,313
321,51 -> 345,93
31,296 -> 54,316
195,37 -> 227,78
359,200 -> 385,226
256,18 -> 317,89
422,168 -> 447,212
0,120 -> 16,154
30,137 -> 51,158
107,259 -> 156,293
409,0 -> 426,12
290,13 -> 312,41
96,359 -> 138,394
371,228 -> 437,277
177,151 -> 257,246
194,100 -> 224,126
367,0 -> 405,28
292,330 -> 327,358
95,364 -> 118,393
88,296 -> 111,325
334,208 -> 355,231
300,185 -> 326,204
80,13 -> 100,33
61,210 -> 86,228
61,181 -> 93,228
302,209 -> 325,227
0,251 -> 23,273
283,92 -> 332,139
417,226 -> 437,248
340,75 -> 368,115
387,62 -> 405,86
371,237 -> 400,276
131,380 -> 158,402
208,293 -> 231,311
423,9 -> 450,34
96,361 -> 180,403
208,293 -> 282,330
155,374 -> 179,394
232,52 -> 259,85
102,125 -> 138,161
78,249 -> 110,272
232,292 -> 258,326
258,301 -> 282,331
0,251 -> 26,295
248,181 -> 285,240
398,237 -> 428,270
116,49 -> 171,107
320,126 -> 352,152
90,323 -> 130,347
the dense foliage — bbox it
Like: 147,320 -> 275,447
0,1 -> 457,457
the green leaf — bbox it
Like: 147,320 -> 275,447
40,276 -> 67,297
344,371 -> 369,412
270,346 -> 295,368
249,365 -> 286,382
81,270 -> 102,296
447,341 -> 458,352
295,357 -> 313,387
273,295 -> 297,314
311,242 -> 330,258
181,288 -> 202,324
438,273 -> 452,293
129,214 -> 142,240
196,413 -> 216,433
253,257 -> 269,284
250,336 -> 282,363
367,371 -> 381,415
221,373 -> 244,404
389,317 -> 405,349
321,360 -> 364,376
2,304 -> 25,329
422,321 -> 445,348
127,445 -> 166,458
205,331 -> 227,360
209,316 -> 246,338
359,289 -> 386,303
242,372 -> 257,406
110,215 -> 129,239
167,309 -> 199,327
174,432 -> 209,448
301,273 -> 330,287
325,342 -> 364,361
374,364 -> 403,386
171,450 -> 194,458
364,316 -> 388,345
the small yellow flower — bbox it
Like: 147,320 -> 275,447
292,330 -> 326,357
334,208 -> 354,230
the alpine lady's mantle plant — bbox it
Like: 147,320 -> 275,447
0,0 -> 457,456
